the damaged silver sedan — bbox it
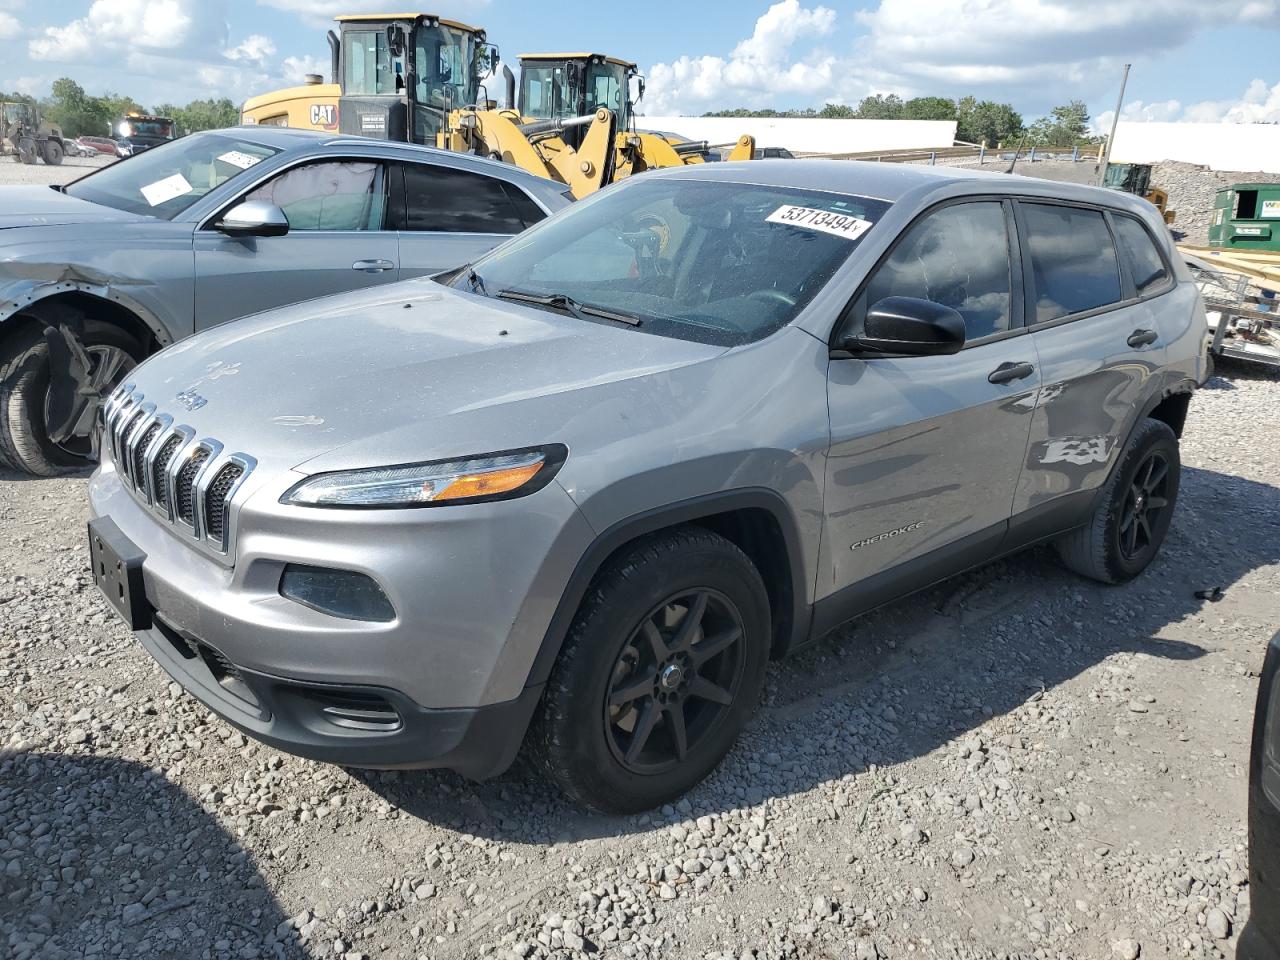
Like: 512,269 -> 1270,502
0,125 -> 569,475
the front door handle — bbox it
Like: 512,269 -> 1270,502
988,361 -> 1035,384
1127,328 -> 1159,348
352,259 -> 395,273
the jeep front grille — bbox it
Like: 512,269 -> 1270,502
101,383 -> 256,557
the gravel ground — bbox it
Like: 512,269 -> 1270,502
0,155 -> 112,186
2,360 -> 1279,960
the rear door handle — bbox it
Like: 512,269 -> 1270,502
988,361 -> 1035,384
352,259 -> 395,273
1127,328 -> 1159,348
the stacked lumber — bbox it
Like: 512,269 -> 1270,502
1177,244 -> 1280,295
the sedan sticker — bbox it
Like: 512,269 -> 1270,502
139,173 -> 193,207
217,150 -> 263,170
767,205 -> 873,241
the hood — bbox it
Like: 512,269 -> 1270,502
0,186 -> 149,230
127,280 -> 725,473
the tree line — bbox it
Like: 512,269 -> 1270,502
1,78 -> 240,139
704,96 -> 1098,149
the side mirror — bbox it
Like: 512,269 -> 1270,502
215,201 -> 289,238
635,75 -> 646,103
840,296 -> 966,356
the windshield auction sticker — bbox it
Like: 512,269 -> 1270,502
139,173 -> 193,207
767,205 -> 873,241
217,150 -> 263,170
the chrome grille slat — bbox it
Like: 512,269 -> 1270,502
105,387 -> 255,557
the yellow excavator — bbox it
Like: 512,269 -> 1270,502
241,13 -> 754,198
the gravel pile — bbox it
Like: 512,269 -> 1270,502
1150,161 -> 1280,246
2,368 -> 1279,959
0,155 -> 110,187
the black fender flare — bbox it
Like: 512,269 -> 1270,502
524,487 -> 812,690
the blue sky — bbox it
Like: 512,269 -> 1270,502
1,0 -> 1278,128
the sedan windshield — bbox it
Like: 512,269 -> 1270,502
66,133 -> 280,220
457,178 -> 890,345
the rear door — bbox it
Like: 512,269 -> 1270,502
391,161 -> 549,280
1011,201 -> 1170,524
193,158 -> 397,329
821,198 -> 1040,610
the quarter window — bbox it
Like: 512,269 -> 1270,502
245,161 -> 385,231
1022,204 -> 1122,322
1113,215 -> 1170,295
864,201 -> 1012,340
398,164 -> 536,234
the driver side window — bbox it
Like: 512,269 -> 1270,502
245,161 -> 386,232
864,201 -> 1012,340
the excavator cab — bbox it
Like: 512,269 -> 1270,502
518,54 -> 640,148
333,13 -> 496,144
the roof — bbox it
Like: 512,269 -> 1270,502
520,53 -> 637,69
334,12 -> 482,32
646,158 -> 1155,210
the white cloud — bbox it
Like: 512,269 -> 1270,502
645,0 -> 1280,116
1095,79 -> 1280,129
29,0 -> 228,61
646,0 -> 837,113
256,0 -> 491,29
0,11 -> 20,39
225,34 -> 276,68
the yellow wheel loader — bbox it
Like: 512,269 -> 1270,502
242,14 -> 754,198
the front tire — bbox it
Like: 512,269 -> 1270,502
530,526 -> 771,812
42,138 -> 64,165
1055,418 -> 1181,583
0,320 -> 143,475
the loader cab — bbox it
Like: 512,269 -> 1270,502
519,53 -> 640,145
336,13 -> 493,144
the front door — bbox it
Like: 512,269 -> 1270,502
193,158 -> 397,329
821,199 -> 1039,609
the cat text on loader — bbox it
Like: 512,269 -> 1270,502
438,52 -> 755,198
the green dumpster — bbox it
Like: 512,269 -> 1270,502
1208,183 -> 1280,252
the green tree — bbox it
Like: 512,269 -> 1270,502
955,96 -> 1023,146
902,96 -> 956,121
170,98 -> 240,133
817,102 -> 856,119
854,93 -> 904,119
1026,99 -> 1096,147
44,78 -> 111,138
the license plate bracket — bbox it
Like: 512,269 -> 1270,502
88,517 -> 152,630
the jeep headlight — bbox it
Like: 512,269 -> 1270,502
280,446 -> 565,508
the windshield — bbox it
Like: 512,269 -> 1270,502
586,61 -> 629,127
456,179 -> 890,346
3,103 -> 29,124
66,133 -> 280,220
520,63 -> 570,120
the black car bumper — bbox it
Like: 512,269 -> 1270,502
137,615 -> 542,780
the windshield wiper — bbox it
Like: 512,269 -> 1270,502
495,289 -> 641,327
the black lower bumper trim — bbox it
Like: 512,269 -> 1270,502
136,620 -> 542,780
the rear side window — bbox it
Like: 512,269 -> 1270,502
398,163 -> 529,234
1021,204 -> 1122,323
864,200 -> 1012,340
1113,215 -> 1169,295
501,182 -> 548,227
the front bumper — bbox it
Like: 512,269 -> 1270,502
88,456 -> 594,774
139,613 -> 541,777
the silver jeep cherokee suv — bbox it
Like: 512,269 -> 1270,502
88,161 -> 1207,811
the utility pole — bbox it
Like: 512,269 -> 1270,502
1098,63 -> 1130,186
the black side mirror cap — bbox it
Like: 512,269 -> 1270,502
838,296 -> 966,357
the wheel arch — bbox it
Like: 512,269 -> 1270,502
524,488 -> 812,692
1,289 -> 166,355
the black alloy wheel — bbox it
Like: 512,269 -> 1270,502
604,589 -> 746,774
1117,450 -> 1171,560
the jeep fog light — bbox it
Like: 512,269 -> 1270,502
280,564 -> 395,622
279,445 -> 565,508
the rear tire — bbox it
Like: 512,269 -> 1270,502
17,138 -> 37,165
1055,418 -> 1180,584
0,320 -> 144,476
530,526 -> 771,812
42,139 -> 64,165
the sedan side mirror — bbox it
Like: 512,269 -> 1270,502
840,296 -> 966,357
216,201 -> 289,238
